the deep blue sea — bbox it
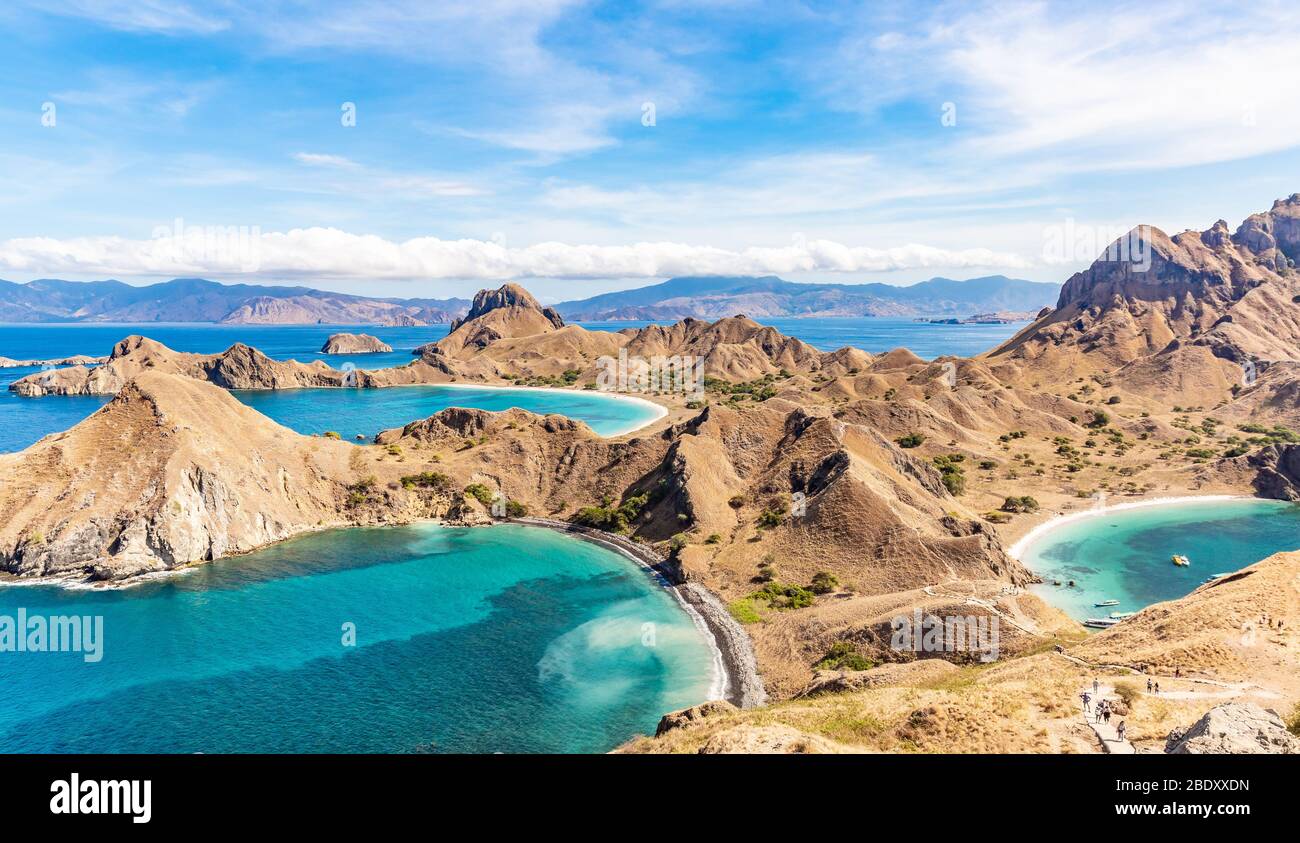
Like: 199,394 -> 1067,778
1021,499 -> 1300,621
0,318 -> 1025,453
0,523 -> 718,753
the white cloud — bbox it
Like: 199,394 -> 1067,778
816,0 -> 1300,172
291,152 -> 359,168
0,227 -> 1033,282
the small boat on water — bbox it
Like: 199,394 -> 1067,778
1171,554 -> 1190,567
1109,611 -> 1135,619
1203,572 -> 1230,582
1095,599 -> 1120,607
1083,617 -> 1121,628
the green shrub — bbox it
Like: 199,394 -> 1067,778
464,483 -> 495,507
705,533 -> 723,544
809,571 -> 839,594
815,641 -> 874,671
750,582 -> 815,610
896,433 -> 925,448
727,599 -> 762,624
572,492 -> 650,533
1000,495 -> 1039,514
504,499 -> 528,517
400,471 -> 451,491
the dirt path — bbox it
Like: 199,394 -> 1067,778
1080,683 -> 1135,754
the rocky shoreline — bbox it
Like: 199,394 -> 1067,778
513,517 -> 767,709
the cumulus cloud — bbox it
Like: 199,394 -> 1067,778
0,227 -> 1033,281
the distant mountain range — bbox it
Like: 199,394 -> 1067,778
552,275 -> 1059,320
0,274 -> 1060,324
0,278 -> 471,325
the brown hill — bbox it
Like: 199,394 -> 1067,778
9,336 -> 348,396
986,196 -> 1300,405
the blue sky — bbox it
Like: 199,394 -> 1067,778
1,0 -> 1298,301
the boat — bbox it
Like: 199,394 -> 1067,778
1083,617 -> 1121,628
1094,599 -> 1120,607
1171,554 -> 1190,567
1203,572 -> 1230,582
1109,611 -> 1135,619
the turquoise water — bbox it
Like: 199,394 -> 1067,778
232,385 -> 661,441
1020,499 -> 1300,621
0,523 -> 717,753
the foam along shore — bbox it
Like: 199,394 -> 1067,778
511,517 -> 767,710
429,381 -> 670,437
1007,494 -> 1248,561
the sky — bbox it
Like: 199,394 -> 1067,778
0,0 -> 1298,301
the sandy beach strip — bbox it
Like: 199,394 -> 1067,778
1007,494 -> 1248,561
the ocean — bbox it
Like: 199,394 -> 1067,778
0,523 -> 718,753
1020,498 -> 1300,620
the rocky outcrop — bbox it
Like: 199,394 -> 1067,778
1165,703 -> 1299,754
450,283 -> 564,333
321,333 -> 393,354
1243,443 -> 1300,500
655,700 -> 737,736
986,195 -> 1300,403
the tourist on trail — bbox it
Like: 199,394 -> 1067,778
1093,678 -> 1099,696
1146,677 -> 1153,692
1103,706 -> 1111,725
1117,721 -> 1126,741
1081,692 -> 1091,712
1154,681 -> 1160,694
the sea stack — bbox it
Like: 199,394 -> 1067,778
321,333 -> 393,354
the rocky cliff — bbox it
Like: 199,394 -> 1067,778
986,196 -> 1300,405
321,333 -> 393,354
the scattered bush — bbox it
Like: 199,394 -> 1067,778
572,492 -> 650,533
896,433 -> 926,448
815,641 -> 874,672
1000,495 -> 1039,514
810,571 -> 839,594
400,471 -> 451,491
750,581 -> 815,610
463,483 -> 495,507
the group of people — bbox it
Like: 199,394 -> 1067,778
1081,681 -> 1127,744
